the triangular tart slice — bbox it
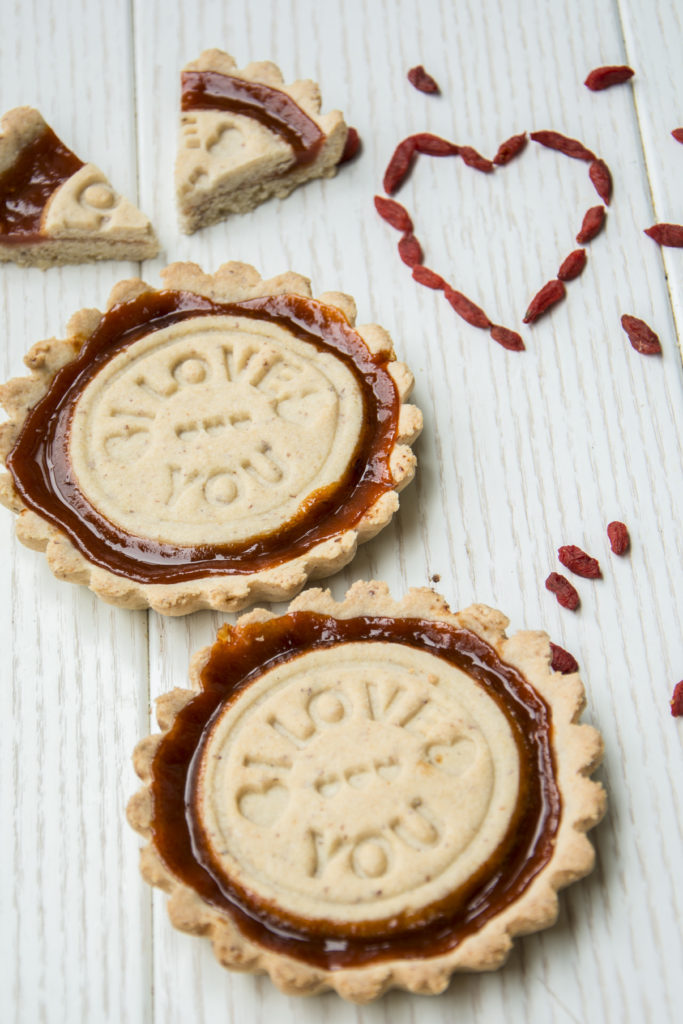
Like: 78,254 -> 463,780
176,50 -> 348,233
0,107 -> 158,268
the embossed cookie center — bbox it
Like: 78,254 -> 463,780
69,315 -> 362,546
197,644 -> 520,924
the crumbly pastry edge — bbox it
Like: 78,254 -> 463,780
0,106 -> 158,268
0,263 -> 422,615
126,580 -> 606,1002
175,50 -> 348,232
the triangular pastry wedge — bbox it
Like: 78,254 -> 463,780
0,107 -> 158,268
176,50 -> 348,233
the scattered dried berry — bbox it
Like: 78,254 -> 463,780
398,232 -> 423,267
550,643 -> 579,674
672,128 -> 683,144
407,65 -> 440,94
671,681 -> 683,717
490,325 -> 525,351
530,130 -> 595,162
411,132 -> 459,156
621,314 -> 662,355
413,265 -> 446,289
585,65 -> 635,91
493,132 -> 527,166
374,195 -> 413,232
444,287 -> 491,328
523,279 -> 566,323
431,573 -> 441,583
589,158 -> 613,205
458,145 -> 495,173
383,137 -> 417,194
644,223 -> 683,247
558,545 -> 602,579
577,205 -> 606,243
607,521 -> 630,555
339,126 -> 361,164
545,573 -> 580,611
557,249 -> 587,282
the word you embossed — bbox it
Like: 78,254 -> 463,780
306,797 -> 442,881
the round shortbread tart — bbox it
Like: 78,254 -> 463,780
0,263 -> 421,614
127,581 -> 606,1002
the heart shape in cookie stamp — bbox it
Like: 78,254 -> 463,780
375,129 -> 611,351
237,781 -> 289,827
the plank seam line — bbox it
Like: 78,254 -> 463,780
127,2 -> 155,1018
128,0 -> 143,279
615,0 -> 683,360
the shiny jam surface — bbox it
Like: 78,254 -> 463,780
0,125 -> 83,241
181,70 -> 325,165
150,612 -> 561,970
7,291 -> 399,583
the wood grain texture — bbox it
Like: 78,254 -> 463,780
1,0 -> 682,1021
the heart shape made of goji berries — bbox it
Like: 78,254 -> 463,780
375,129 -> 611,351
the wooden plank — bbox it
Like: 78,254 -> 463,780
132,0 -> 683,1022
0,1 -> 152,1022
619,0 -> 683,349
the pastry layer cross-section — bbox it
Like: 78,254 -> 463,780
175,50 -> 348,232
0,107 -> 158,267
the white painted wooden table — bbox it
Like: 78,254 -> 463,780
2,1 -> 682,1021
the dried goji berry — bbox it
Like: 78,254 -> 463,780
383,137 -> 417,194
577,206 -> 606,243
530,130 -> 595,162
545,573 -> 580,611
407,64 -> 440,94
558,545 -> 602,579
374,195 -> 413,232
398,232 -> 423,267
557,249 -> 587,282
589,158 -> 612,205
458,146 -> 494,173
671,681 -> 683,717
490,325 -> 525,351
411,132 -> 459,156
550,642 -> 579,674
607,521 -> 630,555
412,265 -> 446,289
493,132 -> 527,166
444,287 -> 491,328
585,65 -> 635,91
672,128 -> 683,144
644,223 -> 683,247
523,280 -> 566,323
620,314 -> 662,355
339,126 -> 361,164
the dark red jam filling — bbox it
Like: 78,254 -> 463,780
181,70 -> 325,166
7,291 -> 399,583
149,612 -> 561,970
0,124 -> 83,242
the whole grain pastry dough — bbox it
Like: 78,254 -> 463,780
127,581 -> 606,1001
0,107 -> 158,267
176,50 -> 348,232
0,263 -> 421,614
